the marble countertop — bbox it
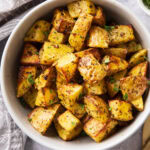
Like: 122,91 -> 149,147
0,0 -> 149,149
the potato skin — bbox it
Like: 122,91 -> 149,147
109,100 -> 133,121
75,48 -> 101,61
24,20 -> 51,43
120,76 -> 147,101
102,55 -> 128,75
109,25 -> 135,46
84,95 -> 109,123
129,49 -> 147,68
83,117 -> 118,142
52,9 -> 75,33
78,54 -> 107,83
87,26 -> 109,48
28,104 -> 61,134
20,44 -> 39,65
128,61 -> 148,77
69,13 -> 93,51
17,66 -> 37,97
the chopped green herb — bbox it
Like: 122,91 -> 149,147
49,100 -> 53,104
43,31 -> 49,37
147,80 -> 150,86
79,93 -> 83,99
109,76 -> 116,83
28,118 -> 32,122
27,74 -> 34,85
35,51 -> 39,55
89,127 -> 92,130
49,89 -> 53,93
123,93 -> 128,101
109,107 -> 112,111
79,103 -> 84,109
71,121 -> 75,125
144,56 -> 148,61
104,25 -> 115,31
80,131 -> 87,136
113,87 -> 119,92
104,57 -> 110,64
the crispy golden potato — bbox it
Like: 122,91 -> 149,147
20,44 -> 39,65
28,104 -> 61,134
78,54 -> 107,83
107,70 -> 127,97
129,49 -> 147,68
120,76 -> 147,101
40,42 -> 74,65
84,95 -> 109,123
131,96 -> 144,111
69,13 -> 93,51
83,117 -> 118,142
102,47 -> 127,59
109,100 -> 133,121
17,66 -> 37,97
24,20 -> 51,43
52,9 -> 75,33
84,79 -> 107,95
58,83 -> 83,106
34,67 -> 56,90
102,55 -> 128,75
87,26 -> 109,48
35,87 -> 58,107
67,0 -> 96,18
61,101 -> 86,119
93,7 -> 105,26
56,53 -> 78,83
117,41 -> 142,53
128,61 -> 148,77
54,120 -> 82,141
23,87 -> 38,108
75,48 -> 101,61
48,27 -> 68,44
109,25 -> 135,46
57,110 -> 82,132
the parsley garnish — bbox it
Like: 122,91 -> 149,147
79,103 -> 84,109
109,107 -> 112,111
43,31 -> 49,37
35,51 -> 39,55
147,80 -> 150,86
71,121 -> 75,125
104,25 -> 115,31
104,57 -> 110,64
49,100 -> 53,104
123,93 -> 128,100
27,74 -> 34,85
49,89 -> 52,93
79,93 -> 83,99
28,118 -> 32,122
144,56 -> 148,61
109,76 -> 116,83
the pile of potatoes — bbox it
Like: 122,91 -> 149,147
17,0 -> 149,142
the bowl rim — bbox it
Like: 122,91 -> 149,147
1,0 -> 150,150
138,0 -> 150,16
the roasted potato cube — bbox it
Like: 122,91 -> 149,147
40,42 -> 74,65
28,104 -> 61,134
34,67 -> 56,90
69,13 -> 93,51
52,9 -> 75,33
23,87 -> 38,108
61,101 -> 86,119
102,47 -> 127,59
67,0 -> 96,18
54,120 -> 82,141
93,7 -> 105,26
75,48 -> 101,61
102,55 -> 128,75
87,26 -> 109,48
109,100 -> 133,121
84,79 -> 107,95
35,87 -> 58,107
58,83 -> 83,106
17,66 -> 37,97
24,20 -> 51,43
128,61 -> 148,77
57,110 -> 82,131
56,53 -> 78,82
83,117 -> 118,142
107,70 -> 127,97
84,95 -> 109,123
129,49 -> 147,68
109,25 -> 135,46
117,41 -> 142,53
130,96 -> 144,111
48,27 -> 68,44
120,76 -> 148,101
20,43 -> 39,65
78,54 -> 107,83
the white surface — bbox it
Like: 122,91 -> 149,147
1,0 -> 150,150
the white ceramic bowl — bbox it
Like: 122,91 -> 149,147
1,0 -> 150,150
138,0 -> 150,16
